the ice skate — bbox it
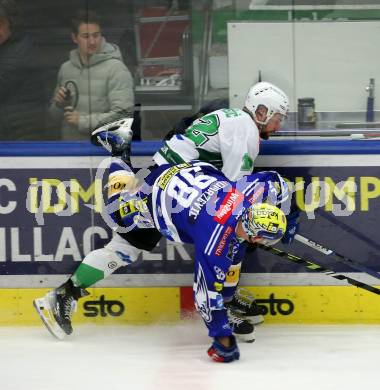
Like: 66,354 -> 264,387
33,289 -> 77,340
225,287 -> 265,325
33,280 -> 88,340
91,117 -> 134,158
227,309 -> 255,343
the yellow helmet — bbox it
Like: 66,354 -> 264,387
241,203 -> 287,246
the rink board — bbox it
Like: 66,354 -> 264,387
0,287 -> 180,326
1,141 -> 380,282
0,141 -> 380,325
1,286 -> 380,326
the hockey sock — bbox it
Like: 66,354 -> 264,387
58,279 -> 89,299
70,263 -> 106,289
69,248 -> 125,289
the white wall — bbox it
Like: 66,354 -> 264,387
228,21 -> 380,113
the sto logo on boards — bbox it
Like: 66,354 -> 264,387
256,293 -> 294,316
83,295 -> 125,317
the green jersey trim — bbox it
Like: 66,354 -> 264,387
197,148 -> 223,169
158,142 -> 186,165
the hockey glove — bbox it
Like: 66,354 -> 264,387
281,210 -> 300,245
207,336 -> 240,363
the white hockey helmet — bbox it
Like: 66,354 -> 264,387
245,82 -> 289,125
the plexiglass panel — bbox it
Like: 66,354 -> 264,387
0,0 -> 379,140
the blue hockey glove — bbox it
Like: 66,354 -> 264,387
282,210 -> 300,245
207,336 -> 240,363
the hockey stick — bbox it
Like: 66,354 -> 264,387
314,208 -> 380,253
294,234 -> 380,281
257,244 -> 380,295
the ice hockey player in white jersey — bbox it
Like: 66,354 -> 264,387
154,82 -> 289,181
33,82 -> 295,344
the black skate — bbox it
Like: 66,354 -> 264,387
228,309 -> 255,343
225,287 -> 265,325
33,280 -> 88,340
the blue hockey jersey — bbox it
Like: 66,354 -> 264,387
112,162 -> 288,337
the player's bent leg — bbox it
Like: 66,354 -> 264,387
34,235 -> 142,339
102,233 -> 143,263
222,261 -> 261,341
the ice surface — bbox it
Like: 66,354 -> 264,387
1,321 -> 379,390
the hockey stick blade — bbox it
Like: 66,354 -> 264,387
257,244 -> 380,296
294,234 -> 380,281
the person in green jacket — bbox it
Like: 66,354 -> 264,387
49,10 -> 134,140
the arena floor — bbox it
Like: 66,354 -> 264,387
1,322 -> 379,390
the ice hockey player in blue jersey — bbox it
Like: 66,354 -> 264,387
105,161 -> 288,362
34,82 -> 296,344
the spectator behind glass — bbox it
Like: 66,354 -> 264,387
0,0 -> 45,140
49,10 -> 134,140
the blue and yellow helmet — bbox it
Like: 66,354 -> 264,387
241,203 -> 287,245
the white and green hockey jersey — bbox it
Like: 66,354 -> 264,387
153,108 -> 260,181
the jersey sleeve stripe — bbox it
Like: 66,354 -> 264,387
242,178 -> 259,196
160,188 -> 181,242
151,173 -> 181,242
151,179 -> 162,231
205,224 -> 224,256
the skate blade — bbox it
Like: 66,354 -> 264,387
234,332 -> 256,343
33,297 -> 67,340
246,314 -> 264,326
